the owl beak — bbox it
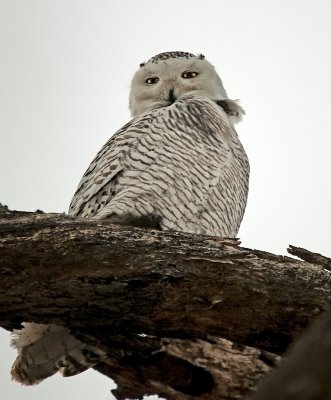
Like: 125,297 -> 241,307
168,88 -> 176,104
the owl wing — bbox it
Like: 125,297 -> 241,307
68,118 -> 143,217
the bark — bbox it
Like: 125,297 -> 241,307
0,208 -> 330,399
249,308 -> 331,400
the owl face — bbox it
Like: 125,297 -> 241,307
129,52 -> 231,118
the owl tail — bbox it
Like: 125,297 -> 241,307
10,323 -> 106,385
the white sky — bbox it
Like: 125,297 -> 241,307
0,0 -> 330,399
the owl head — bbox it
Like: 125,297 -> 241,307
129,51 -> 244,124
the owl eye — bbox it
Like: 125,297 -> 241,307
182,71 -> 199,79
145,77 -> 159,85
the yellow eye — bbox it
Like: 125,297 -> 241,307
145,77 -> 159,84
182,71 -> 199,79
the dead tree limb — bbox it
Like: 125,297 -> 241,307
249,308 -> 331,400
0,209 -> 330,399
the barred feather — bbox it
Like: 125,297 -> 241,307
69,95 -> 249,237
11,323 -> 106,385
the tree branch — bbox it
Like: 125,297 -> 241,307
0,209 -> 330,399
288,245 -> 331,271
249,308 -> 331,400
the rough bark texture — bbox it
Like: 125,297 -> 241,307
249,308 -> 331,400
0,208 -> 330,399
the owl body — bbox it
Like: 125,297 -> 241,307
69,95 -> 249,237
11,51 -> 249,385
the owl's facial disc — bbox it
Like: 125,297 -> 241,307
129,52 -> 244,122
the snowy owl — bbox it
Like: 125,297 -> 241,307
69,51 -> 249,237
11,51 -> 249,385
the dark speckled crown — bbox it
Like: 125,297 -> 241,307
140,51 -> 205,67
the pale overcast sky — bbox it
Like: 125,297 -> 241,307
1,0 -> 331,399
